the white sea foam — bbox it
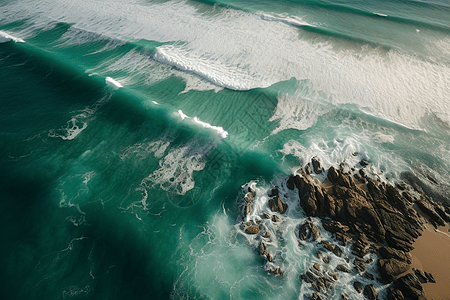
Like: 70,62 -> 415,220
141,138 -> 215,196
48,94 -> 111,140
0,30 -> 25,43
259,12 -> 313,27
105,76 -> 123,89
175,109 -> 228,139
3,0 -> 449,129
269,91 -> 332,134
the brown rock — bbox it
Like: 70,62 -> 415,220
363,272 -> 374,280
268,197 -> 288,214
245,202 -> 252,216
336,264 -> 351,273
299,221 -> 320,241
363,284 -> 378,300
417,199 -> 445,227
263,212 -> 270,219
327,166 -> 354,188
312,292 -> 324,300
270,267 -> 283,276
245,225 -> 260,234
353,281 -> 363,293
387,287 -> 405,300
300,271 -> 316,283
425,271 -> 435,283
322,256 -> 330,264
312,157 -> 323,174
271,215 -> 280,222
321,219 -> 350,234
395,273 -> 427,300
379,247 -> 412,264
378,258 -> 409,281
413,268 -> 428,283
313,263 -> 320,272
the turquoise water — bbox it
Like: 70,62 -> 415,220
1,0 -> 449,299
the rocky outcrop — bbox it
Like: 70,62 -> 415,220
363,284 -> 378,300
239,158 -> 448,299
378,258 -> 409,281
311,157 -> 323,174
269,196 -> 288,214
284,160 -> 448,299
394,273 -> 427,300
299,220 -> 320,241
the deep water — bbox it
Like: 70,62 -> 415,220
1,0 -> 450,299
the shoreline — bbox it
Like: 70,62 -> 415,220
409,225 -> 450,300
239,157 -> 450,299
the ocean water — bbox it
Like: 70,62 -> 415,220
1,0 -> 450,299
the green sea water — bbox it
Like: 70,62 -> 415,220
1,0 -> 450,299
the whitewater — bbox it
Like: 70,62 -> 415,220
1,0 -> 450,299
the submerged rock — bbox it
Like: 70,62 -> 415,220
245,225 -> 260,234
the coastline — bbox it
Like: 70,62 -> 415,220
409,225 -> 450,300
239,157 -> 450,299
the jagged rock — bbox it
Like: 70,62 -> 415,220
322,256 -> 330,264
379,258 -> 409,281
327,166 -> 353,188
336,264 -> 351,273
328,272 -> 338,281
434,204 -> 450,222
269,197 -> 288,214
299,221 -> 320,241
304,164 -> 312,175
387,286 -> 405,300
312,157 -> 323,174
245,225 -> 260,234
335,232 -> 352,246
248,186 -> 256,197
263,212 -> 270,219
360,160 -> 369,167
341,293 -> 349,300
379,247 -> 412,264
352,234 -> 370,258
321,219 -> 350,234
425,271 -> 436,283
270,267 -> 283,276
395,273 -> 427,300
413,268 -> 428,283
300,271 -> 316,283
363,272 -> 374,280
245,202 -> 252,216
313,263 -> 320,272
385,232 -> 415,252
353,257 -> 366,273
416,199 -> 445,227
312,292 -> 324,300
353,281 -> 363,293
263,232 -> 271,239
272,215 -> 280,222
296,175 -> 320,217
363,284 -> 378,300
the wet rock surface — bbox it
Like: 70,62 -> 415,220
239,159 -> 448,299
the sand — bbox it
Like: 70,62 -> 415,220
409,225 -> 450,300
